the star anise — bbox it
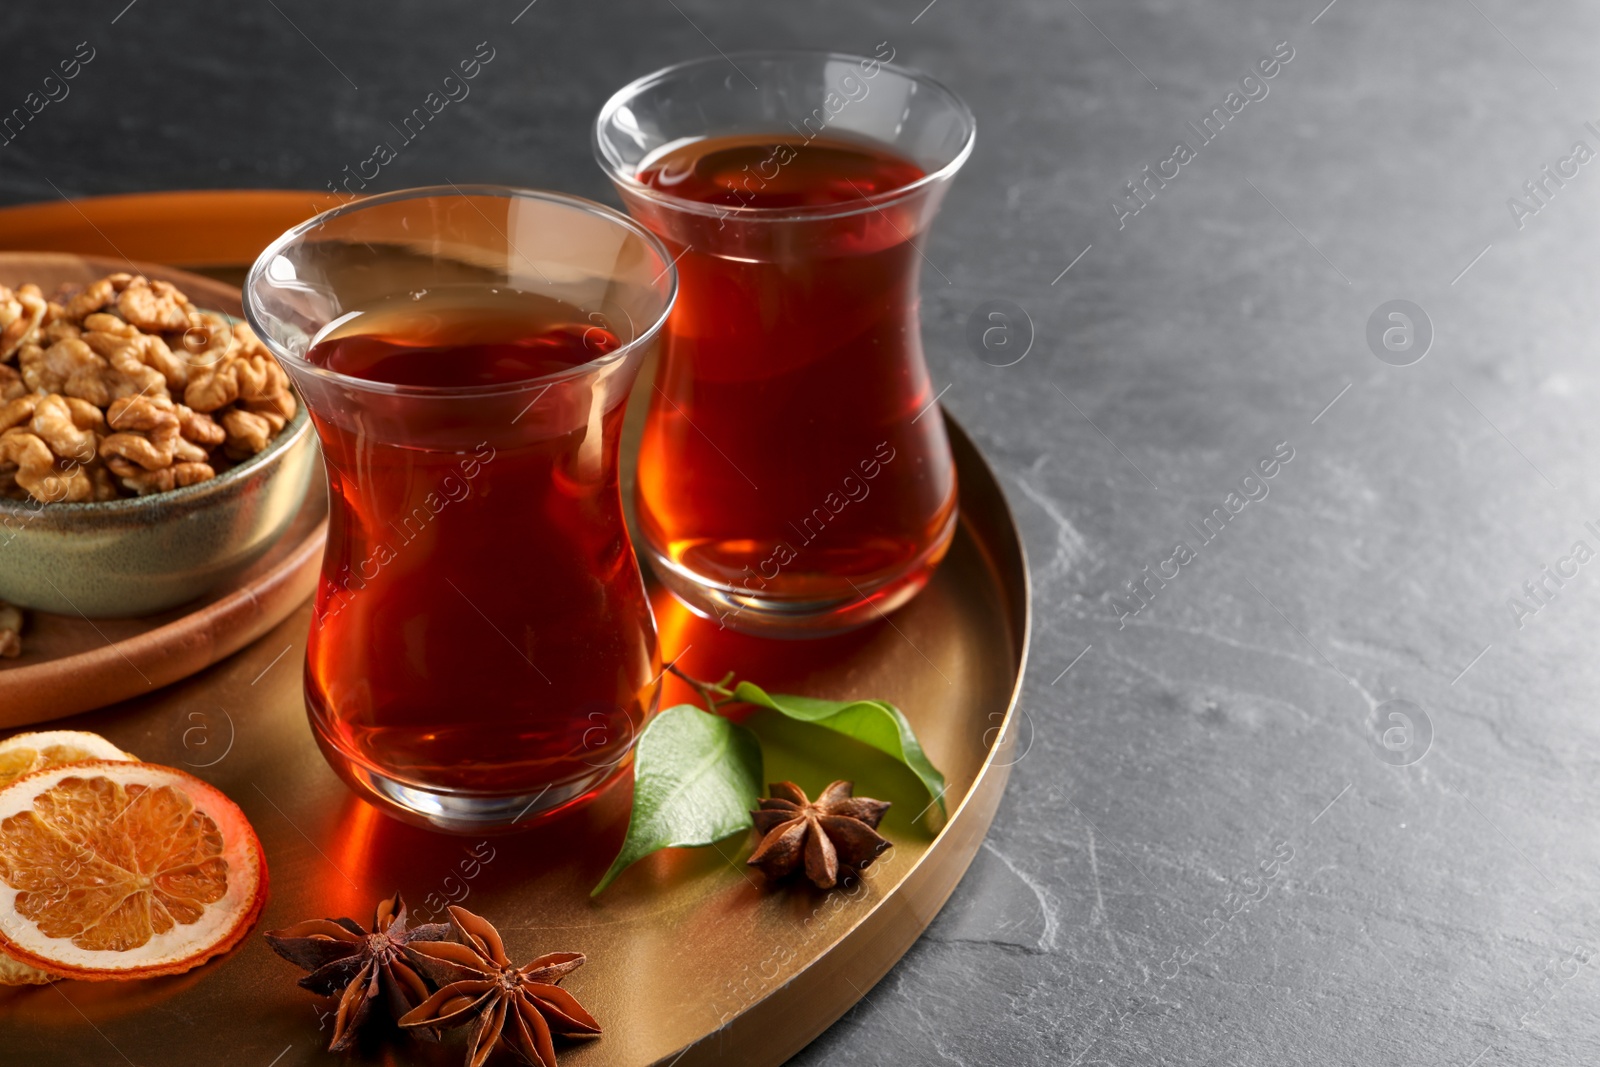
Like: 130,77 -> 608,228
748,780 -> 892,889
400,905 -> 601,1067
264,892 -> 450,1052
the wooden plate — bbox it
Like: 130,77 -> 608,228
0,482 -> 326,728
0,252 -> 329,726
0,192 -> 1030,1067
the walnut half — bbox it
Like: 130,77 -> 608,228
106,456 -> 215,496
0,284 -> 46,361
0,428 -> 93,503
33,394 -> 101,465
183,327 -> 288,412
115,277 -> 195,333
99,394 -> 212,470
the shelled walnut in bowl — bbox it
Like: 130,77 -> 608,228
0,274 -> 296,504
0,266 -> 316,620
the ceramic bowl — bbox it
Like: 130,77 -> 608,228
0,404 -> 316,617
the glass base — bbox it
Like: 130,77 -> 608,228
645,512 -> 957,638
311,727 -> 628,835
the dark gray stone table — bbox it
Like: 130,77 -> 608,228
4,1 -> 1596,1063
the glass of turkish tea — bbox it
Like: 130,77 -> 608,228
594,49 -> 976,636
244,187 -> 677,833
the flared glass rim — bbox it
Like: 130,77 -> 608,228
592,49 -> 977,222
243,184 -> 679,398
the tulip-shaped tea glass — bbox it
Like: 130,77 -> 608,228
245,187 -> 677,832
595,50 -> 976,636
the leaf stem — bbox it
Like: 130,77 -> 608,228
666,661 -> 739,711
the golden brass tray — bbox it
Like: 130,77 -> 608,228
0,191 -> 1031,1067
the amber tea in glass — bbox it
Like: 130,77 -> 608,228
596,50 -> 976,635
245,187 -> 677,832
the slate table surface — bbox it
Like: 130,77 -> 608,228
3,1 -> 1597,1064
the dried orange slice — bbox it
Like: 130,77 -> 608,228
0,731 -> 137,984
0,760 -> 266,980
0,729 -> 134,789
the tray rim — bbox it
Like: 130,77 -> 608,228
664,415 -> 1033,1066
0,189 -> 328,269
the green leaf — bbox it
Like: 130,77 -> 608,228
591,704 -> 763,896
731,681 -> 948,817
